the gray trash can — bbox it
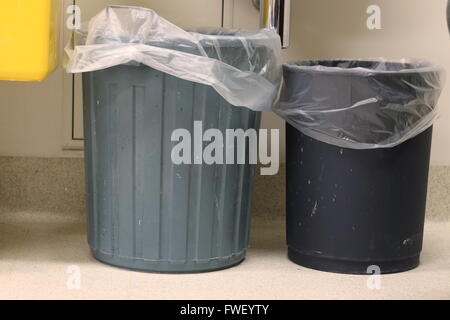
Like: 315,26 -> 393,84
72,7 -> 281,273
83,66 -> 261,272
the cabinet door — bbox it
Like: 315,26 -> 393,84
65,0 -> 223,148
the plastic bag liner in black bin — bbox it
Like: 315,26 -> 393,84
275,60 -> 445,274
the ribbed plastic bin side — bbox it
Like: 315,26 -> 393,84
286,126 -> 433,274
83,65 -> 261,273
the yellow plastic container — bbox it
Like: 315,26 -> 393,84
0,0 -> 60,81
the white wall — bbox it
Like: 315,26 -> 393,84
0,69 -> 65,157
0,0 -> 449,164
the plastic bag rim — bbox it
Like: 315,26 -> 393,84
283,58 -> 444,77
65,5 -> 283,111
281,115 -> 436,150
82,5 -> 278,44
74,29 -> 279,50
276,58 -> 446,149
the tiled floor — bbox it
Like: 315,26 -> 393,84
0,211 -> 448,300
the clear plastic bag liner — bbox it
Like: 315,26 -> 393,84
275,60 -> 445,149
64,6 -> 282,111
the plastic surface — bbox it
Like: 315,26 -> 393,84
83,63 -> 261,273
447,0 -> 450,34
276,60 -> 445,149
65,5 -> 282,111
0,0 -> 59,81
286,125 -> 433,274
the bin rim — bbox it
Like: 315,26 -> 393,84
276,58 -> 446,149
66,5 -> 283,112
74,27 -> 277,50
283,59 -> 444,77
77,5 -> 278,48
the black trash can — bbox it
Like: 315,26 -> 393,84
276,60 -> 445,274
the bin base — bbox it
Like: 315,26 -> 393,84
91,248 -> 246,274
288,248 -> 420,275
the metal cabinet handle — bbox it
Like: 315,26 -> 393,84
254,0 -> 291,48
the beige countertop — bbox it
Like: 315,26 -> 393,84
0,161 -> 448,300
0,211 -> 448,300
